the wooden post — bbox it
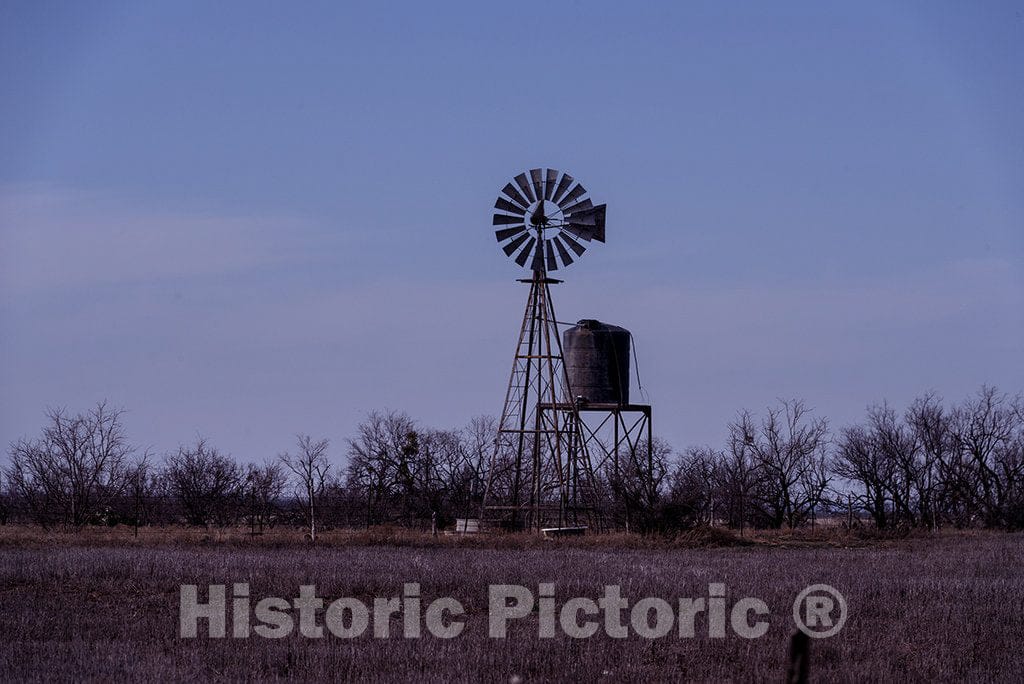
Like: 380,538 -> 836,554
787,630 -> 809,684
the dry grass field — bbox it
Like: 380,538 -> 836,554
1,527 -> 1021,681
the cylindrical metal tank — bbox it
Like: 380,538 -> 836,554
563,319 -> 630,405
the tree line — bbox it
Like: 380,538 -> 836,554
663,387 -> 1024,532
1,386 -> 1022,533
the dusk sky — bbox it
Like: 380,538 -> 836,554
2,1 -> 1021,465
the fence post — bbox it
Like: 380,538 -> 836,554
787,630 -> 809,684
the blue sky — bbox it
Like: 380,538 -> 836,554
1,1 -> 1022,463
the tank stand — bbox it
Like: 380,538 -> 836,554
538,401 -> 653,531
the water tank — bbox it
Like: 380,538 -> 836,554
563,319 -> 630,405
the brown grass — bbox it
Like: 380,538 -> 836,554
0,522 -> 920,550
0,526 -> 1020,681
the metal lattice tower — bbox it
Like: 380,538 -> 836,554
480,270 -> 603,530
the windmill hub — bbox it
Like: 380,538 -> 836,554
529,202 -> 548,227
528,200 -> 560,227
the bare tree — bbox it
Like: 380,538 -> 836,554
165,438 -> 243,527
833,388 -> 1024,531
715,436 -> 759,534
730,400 -> 830,528
459,415 -> 496,511
5,402 -> 134,528
835,397 -> 953,530
245,462 -> 288,532
607,437 -> 672,532
662,446 -> 719,529
904,393 -> 951,530
865,403 -> 927,527
281,435 -> 330,542
0,469 -> 9,525
341,413 -> 494,528
346,410 -> 418,527
417,428 -> 462,523
834,424 -> 894,528
124,452 -> 160,535
951,386 -> 1024,528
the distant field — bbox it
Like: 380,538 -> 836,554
0,528 -> 1021,681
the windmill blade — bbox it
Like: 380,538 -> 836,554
502,232 -> 530,256
562,222 -> 595,242
564,203 -> 600,225
502,182 -> 529,210
493,213 -> 523,225
568,205 -> 606,242
530,238 -> 546,272
551,173 -> 573,204
545,239 -> 558,272
495,225 -> 526,242
529,169 -> 544,204
514,173 -> 535,203
557,182 -> 587,209
514,236 -> 536,266
590,206 -> 606,242
495,197 -> 526,215
559,230 -> 587,256
544,169 -> 557,200
562,198 -> 594,217
552,235 -> 574,266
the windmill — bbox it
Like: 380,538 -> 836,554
479,168 -> 609,531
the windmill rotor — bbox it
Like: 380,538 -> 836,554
492,168 -> 606,272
